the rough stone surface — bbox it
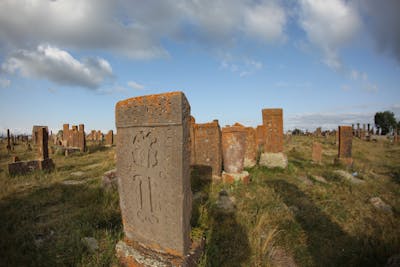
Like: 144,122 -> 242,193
259,152 -> 288,169
297,176 -> 313,186
62,123 -> 86,152
386,254 -> 400,267
82,237 -> 99,252
102,169 -> 118,190
191,120 -> 222,177
71,171 -> 85,177
32,125 -> 48,145
311,142 -> 322,164
221,126 -> 247,173
222,171 -> 250,184
270,248 -> 298,267
116,238 -> 204,267
105,130 -> 114,146
313,175 -> 328,184
115,92 -> 192,257
369,197 -> 392,214
244,127 -> 257,167
256,125 -> 265,151
334,170 -> 365,184
262,108 -> 283,153
337,126 -> 353,166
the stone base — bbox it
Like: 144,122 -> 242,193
8,158 -> 54,175
259,152 -> 288,169
222,171 -> 250,184
116,238 -> 204,267
334,157 -> 353,167
243,158 -> 256,168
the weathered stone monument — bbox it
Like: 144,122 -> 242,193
259,108 -> 287,168
315,127 -> 322,137
115,92 -> 202,266
312,142 -> 322,164
335,126 -> 353,167
61,123 -> 86,152
221,125 -> 249,183
256,125 -> 265,151
191,120 -> 222,178
105,130 -> 114,146
32,125 -> 49,145
8,127 -> 54,175
244,127 -> 257,168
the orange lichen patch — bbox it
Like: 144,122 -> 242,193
233,122 -> 245,127
116,91 -> 183,108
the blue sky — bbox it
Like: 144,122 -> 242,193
0,0 -> 399,135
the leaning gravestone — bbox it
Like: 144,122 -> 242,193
115,92 -> 202,266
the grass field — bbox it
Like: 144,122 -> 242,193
0,135 -> 399,267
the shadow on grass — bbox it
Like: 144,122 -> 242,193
266,179 -> 394,267
0,183 -> 121,267
191,164 -> 250,267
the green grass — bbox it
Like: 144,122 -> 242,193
1,136 -> 400,266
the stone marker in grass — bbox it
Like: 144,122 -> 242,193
115,91 -> 203,266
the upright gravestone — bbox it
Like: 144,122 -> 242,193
256,125 -> 265,152
78,124 -> 86,152
336,126 -> 353,167
105,130 -> 114,146
37,127 -> 54,170
259,108 -> 287,168
63,124 -> 69,145
244,127 -> 257,168
312,142 -> 322,164
115,92 -> 202,266
192,120 -> 222,178
221,125 -> 249,183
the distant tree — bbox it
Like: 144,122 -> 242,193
374,111 -> 397,135
292,128 -> 303,135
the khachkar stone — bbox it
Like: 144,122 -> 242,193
78,124 -> 86,152
312,142 -> 322,164
335,126 -> 353,167
115,92 -> 203,267
256,125 -> 265,152
259,108 -> 287,168
192,120 -> 222,178
63,124 -> 69,145
189,116 -> 196,165
221,125 -> 249,184
32,125 -> 48,145
105,130 -> 114,146
244,127 -> 257,168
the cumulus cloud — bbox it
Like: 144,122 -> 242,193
127,81 -> 145,90
298,0 -> 361,69
0,0 -> 288,59
2,44 -> 113,89
358,0 -> 400,63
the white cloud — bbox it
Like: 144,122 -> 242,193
127,81 -> 145,90
298,0 -> 361,70
0,78 -> 10,88
349,69 -> 378,93
0,0 -> 288,60
2,44 -> 113,89
244,1 -> 287,43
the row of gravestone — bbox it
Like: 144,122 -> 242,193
113,91 -> 355,266
5,91 -> 357,266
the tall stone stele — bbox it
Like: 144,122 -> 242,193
259,108 -> 288,168
115,92 -> 202,267
335,126 -> 353,167
221,125 -> 250,184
